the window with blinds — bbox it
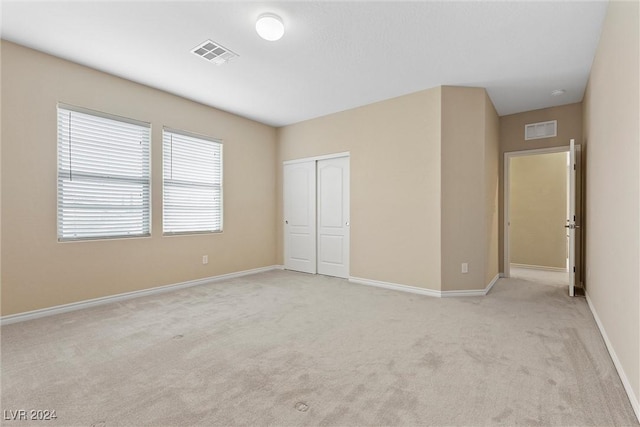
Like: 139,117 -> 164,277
163,129 -> 223,234
57,105 -> 151,241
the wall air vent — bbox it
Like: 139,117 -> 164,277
191,40 -> 238,65
525,120 -> 557,140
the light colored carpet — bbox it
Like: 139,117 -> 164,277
510,266 -> 570,288
1,270 -> 637,426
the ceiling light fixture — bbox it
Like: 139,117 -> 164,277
256,13 -> 285,41
551,89 -> 566,96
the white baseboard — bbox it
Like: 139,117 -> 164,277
486,273 -> 500,293
348,276 -> 441,298
586,293 -> 640,422
510,263 -> 567,272
349,273 -> 500,299
1,265 -> 282,326
441,273 -> 500,297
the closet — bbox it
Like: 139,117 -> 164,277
283,154 -> 350,278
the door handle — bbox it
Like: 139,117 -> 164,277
345,221 -> 350,226
285,220 -> 288,224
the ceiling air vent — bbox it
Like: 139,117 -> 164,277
191,40 -> 238,65
525,120 -> 557,140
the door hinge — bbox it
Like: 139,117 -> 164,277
573,266 -> 576,272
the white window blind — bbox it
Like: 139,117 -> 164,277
57,105 -> 151,241
163,129 -> 223,234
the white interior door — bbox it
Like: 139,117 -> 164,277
317,156 -> 350,278
567,139 -> 577,296
284,161 -> 316,274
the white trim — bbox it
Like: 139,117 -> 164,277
58,102 -> 150,128
441,273 -> 500,298
586,293 -> 640,422
348,274 -> 500,299
506,145 -> 570,158
348,276 -> 441,298
503,145 -> 572,278
486,273 -> 500,293
162,126 -> 222,145
441,289 -> 486,297
510,263 -> 568,272
283,151 -> 350,165
0,265 -> 282,326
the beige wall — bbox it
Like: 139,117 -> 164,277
499,103 -> 583,273
277,87 -> 443,290
484,95 -> 500,285
582,0 -> 639,412
277,85 -> 498,293
509,152 -> 567,269
0,43 -> 3,313
1,41 -> 278,315
440,87 -> 499,291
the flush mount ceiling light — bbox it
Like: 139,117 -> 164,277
551,89 -> 566,96
256,13 -> 285,41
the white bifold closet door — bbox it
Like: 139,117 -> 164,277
284,156 -> 350,278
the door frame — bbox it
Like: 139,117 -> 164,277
283,151 -> 350,166
283,151 -> 351,275
503,145 -> 571,279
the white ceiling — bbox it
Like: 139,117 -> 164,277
1,1 -> 608,127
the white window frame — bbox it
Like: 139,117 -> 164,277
162,128 -> 223,235
57,103 -> 151,242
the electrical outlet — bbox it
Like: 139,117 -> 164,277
461,263 -> 468,274
202,255 -> 208,265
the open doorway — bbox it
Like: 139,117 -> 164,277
504,145 -> 583,294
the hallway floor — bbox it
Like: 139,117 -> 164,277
510,265 -> 570,288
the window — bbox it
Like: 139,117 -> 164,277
57,105 -> 151,241
163,129 -> 223,234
